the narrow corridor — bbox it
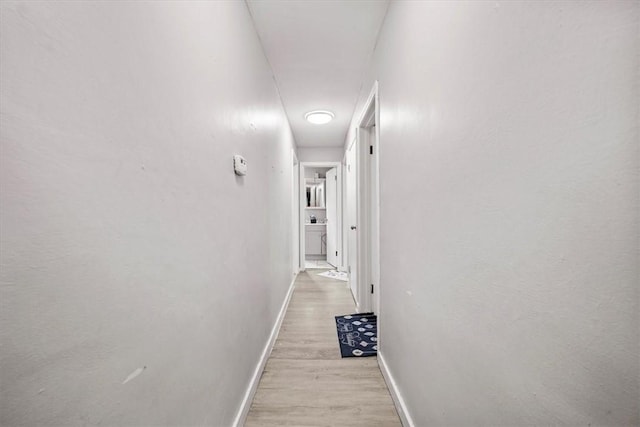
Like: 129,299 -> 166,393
245,271 -> 400,426
1,2 -> 637,425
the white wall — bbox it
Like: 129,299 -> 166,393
304,167 -> 331,179
347,1 -> 639,425
297,146 -> 344,162
0,2 -> 295,426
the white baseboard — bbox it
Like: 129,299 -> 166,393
232,274 -> 297,427
378,350 -> 415,427
349,287 -> 359,310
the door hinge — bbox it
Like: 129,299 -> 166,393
336,251 -> 338,256
371,284 -> 374,294
369,145 -> 373,155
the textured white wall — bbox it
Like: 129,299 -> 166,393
304,167 -> 331,179
347,1 -> 639,425
297,147 -> 344,162
0,2 -> 295,425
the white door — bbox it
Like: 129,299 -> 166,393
326,168 -> 338,267
346,141 -> 358,304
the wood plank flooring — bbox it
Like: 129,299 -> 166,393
245,270 -> 401,427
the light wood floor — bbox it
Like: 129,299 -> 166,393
245,270 -> 401,427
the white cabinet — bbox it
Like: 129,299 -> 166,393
305,225 -> 326,255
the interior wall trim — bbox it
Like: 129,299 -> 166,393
232,274 -> 298,427
378,350 -> 416,427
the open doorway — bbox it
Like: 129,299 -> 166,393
299,162 -> 342,271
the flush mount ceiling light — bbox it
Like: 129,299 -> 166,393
305,110 -> 334,125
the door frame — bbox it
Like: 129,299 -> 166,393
299,161 -> 343,272
355,81 -> 380,314
325,167 -> 339,268
340,153 -> 349,274
291,149 -> 300,276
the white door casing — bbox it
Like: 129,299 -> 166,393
326,168 -> 338,267
364,125 -> 379,315
299,162 -> 342,272
292,150 -> 299,276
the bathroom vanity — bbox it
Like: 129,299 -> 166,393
305,223 -> 326,256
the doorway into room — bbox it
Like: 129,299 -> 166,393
299,162 -> 342,271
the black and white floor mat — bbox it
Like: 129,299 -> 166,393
334,313 -> 377,357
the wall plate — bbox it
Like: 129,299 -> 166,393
233,155 -> 247,176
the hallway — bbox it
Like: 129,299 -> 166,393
1,1 -> 638,425
245,271 -> 400,426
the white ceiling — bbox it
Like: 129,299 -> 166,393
247,0 -> 389,147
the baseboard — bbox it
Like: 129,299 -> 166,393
232,274 -> 297,427
349,287 -> 359,310
378,350 -> 416,427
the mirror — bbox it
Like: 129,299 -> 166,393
305,180 -> 325,207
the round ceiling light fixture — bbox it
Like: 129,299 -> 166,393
305,110 -> 334,125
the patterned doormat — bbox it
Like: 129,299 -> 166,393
335,313 -> 377,357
